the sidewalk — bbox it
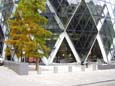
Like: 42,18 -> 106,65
0,66 -> 115,86
29,63 -> 97,74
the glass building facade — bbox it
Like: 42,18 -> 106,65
46,0 -> 115,64
0,0 -> 18,58
0,0 -> 115,65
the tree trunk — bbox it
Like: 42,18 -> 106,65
35,58 -> 39,71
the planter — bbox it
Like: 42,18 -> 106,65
4,60 -> 28,75
98,63 -> 115,70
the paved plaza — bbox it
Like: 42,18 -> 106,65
0,65 -> 115,86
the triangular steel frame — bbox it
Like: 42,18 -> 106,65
48,32 -> 81,64
41,0 -> 115,65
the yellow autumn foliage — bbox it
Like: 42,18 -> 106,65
5,0 -> 51,59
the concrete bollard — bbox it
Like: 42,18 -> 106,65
81,65 -> 85,71
86,63 -> 88,68
37,67 -> 41,74
68,66 -> 72,72
54,66 -> 58,73
92,63 -> 97,71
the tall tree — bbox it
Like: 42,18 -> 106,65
5,0 -> 51,70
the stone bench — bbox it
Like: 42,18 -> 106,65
4,60 -> 28,75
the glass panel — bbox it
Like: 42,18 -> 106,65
66,0 -> 97,61
100,13 -> 114,55
1,0 -> 14,21
114,8 -> 115,17
87,0 -> 106,24
86,0 -> 115,25
44,5 -> 63,53
0,25 -> 4,54
54,38 -> 76,63
49,0 -> 80,26
88,40 -> 103,63
0,0 -> 3,9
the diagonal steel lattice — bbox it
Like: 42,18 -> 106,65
42,0 -> 115,65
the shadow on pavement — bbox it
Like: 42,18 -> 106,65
73,79 -> 115,86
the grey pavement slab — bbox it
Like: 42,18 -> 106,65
0,66 -> 115,86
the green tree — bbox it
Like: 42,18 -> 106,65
6,0 -> 51,70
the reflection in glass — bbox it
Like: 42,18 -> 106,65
100,14 -> 114,55
44,5 -> 63,53
67,0 -> 97,61
88,40 -> 103,62
49,0 -> 78,26
54,38 -> 76,63
0,25 -> 4,54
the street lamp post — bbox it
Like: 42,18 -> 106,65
22,51 -> 25,62
11,47 -> 15,61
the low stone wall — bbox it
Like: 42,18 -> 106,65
98,64 -> 115,70
4,60 -> 28,75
